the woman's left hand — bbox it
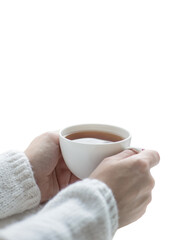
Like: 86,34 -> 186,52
25,132 -> 79,203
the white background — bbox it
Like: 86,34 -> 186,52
0,1 -> 189,239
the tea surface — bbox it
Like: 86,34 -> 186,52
65,130 -> 124,143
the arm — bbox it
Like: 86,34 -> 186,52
0,132 -> 79,219
0,131 -> 159,240
0,179 -> 118,240
0,151 -> 41,219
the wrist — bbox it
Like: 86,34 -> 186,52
24,151 -> 42,199
0,151 -> 41,218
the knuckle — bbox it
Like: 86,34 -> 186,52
147,194 -> 152,204
154,151 -> 160,161
148,150 -> 160,163
44,131 -> 59,144
140,208 -> 146,218
150,177 -> 155,189
44,131 -> 52,138
135,158 -> 149,172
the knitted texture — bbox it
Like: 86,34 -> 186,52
0,151 -> 118,240
41,179 -> 118,238
0,151 -> 41,219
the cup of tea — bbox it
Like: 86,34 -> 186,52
59,124 -> 132,179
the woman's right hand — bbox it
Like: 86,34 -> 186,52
90,149 -> 160,228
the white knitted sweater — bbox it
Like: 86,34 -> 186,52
0,151 -> 118,240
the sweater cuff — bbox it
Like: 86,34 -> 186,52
84,179 -> 118,235
0,151 -> 41,218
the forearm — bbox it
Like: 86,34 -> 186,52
0,151 -> 41,219
0,179 -> 118,240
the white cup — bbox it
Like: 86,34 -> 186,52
59,124 -> 132,179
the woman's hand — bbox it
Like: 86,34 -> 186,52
90,149 -> 160,228
25,132 -> 79,203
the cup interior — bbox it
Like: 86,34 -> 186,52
60,124 -> 131,144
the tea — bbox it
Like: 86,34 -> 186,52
65,130 -> 124,143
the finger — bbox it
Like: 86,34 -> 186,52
138,173 -> 155,193
126,147 -> 143,153
119,149 -> 160,173
136,193 -> 152,217
55,155 -> 71,189
138,150 -> 160,168
125,149 -> 160,169
108,149 -> 139,161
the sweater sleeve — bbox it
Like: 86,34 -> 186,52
0,151 -> 41,219
0,179 -> 118,240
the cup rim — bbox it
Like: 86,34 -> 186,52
59,123 -> 131,145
